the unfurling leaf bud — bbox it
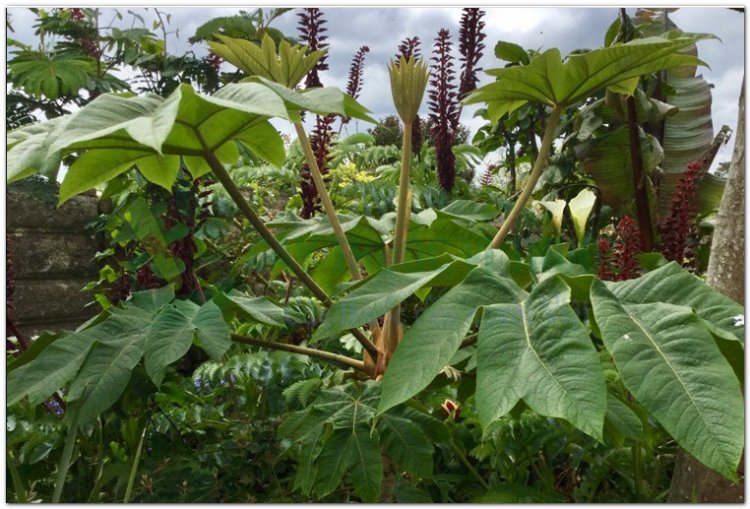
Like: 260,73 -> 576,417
388,57 -> 429,124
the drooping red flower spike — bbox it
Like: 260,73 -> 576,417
428,29 -> 459,192
396,36 -> 422,62
345,45 -> 369,100
297,8 -> 329,89
660,160 -> 705,268
597,238 -> 616,281
299,115 -> 335,218
613,215 -> 643,281
458,8 -> 486,99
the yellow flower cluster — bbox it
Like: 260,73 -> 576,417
333,162 -> 376,188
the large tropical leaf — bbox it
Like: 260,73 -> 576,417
145,299 -> 231,386
606,261 -> 744,379
314,256 -> 476,340
9,51 -> 96,99
465,34 -> 708,120
635,9 -> 717,217
378,266 -> 524,415
590,280 -> 743,479
575,126 -> 662,211
7,118 -> 66,182
476,276 -> 606,439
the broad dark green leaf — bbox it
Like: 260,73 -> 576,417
314,258 -> 475,340
214,290 -> 286,327
378,268 -> 524,415
378,413 -> 434,478
7,331 -> 95,407
476,276 -> 605,439
467,35 -> 709,119
590,280 -> 743,479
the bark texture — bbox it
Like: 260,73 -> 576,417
667,79 -> 745,503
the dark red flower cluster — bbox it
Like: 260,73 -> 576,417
428,29 -> 459,192
297,8 -> 329,89
613,215 -> 643,281
457,8 -> 486,99
345,45 -> 369,100
441,399 -> 461,419
300,115 -> 335,219
480,163 -> 496,187
69,7 -> 85,21
395,36 -> 422,61
207,51 -> 223,73
660,160 -> 705,268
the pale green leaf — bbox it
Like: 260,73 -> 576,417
590,281 -> 743,479
378,268 -> 524,415
136,154 -> 180,190
476,276 -> 605,439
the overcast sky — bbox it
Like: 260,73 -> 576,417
7,7 -> 745,166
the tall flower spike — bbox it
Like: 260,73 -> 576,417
299,115 -> 335,218
428,29 -> 459,192
346,46 -> 370,100
458,8 -> 486,99
660,159 -> 705,268
297,8 -> 329,89
396,36 -> 422,62
613,215 -> 643,281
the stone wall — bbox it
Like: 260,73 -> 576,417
7,178 -> 101,336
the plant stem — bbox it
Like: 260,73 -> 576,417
386,120 -> 414,355
450,439 -> 490,490
7,450 -> 27,503
392,120 -> 413,265
489,105 -> 563,249
294,122 -> 361,281
53,403 -> 82,503
294,121 -> 381,335
123,425 -> 147,503
201,146 -> 378,357
625,96 -> 655,252
632,443 -> 643,500
231,333 -> 367,372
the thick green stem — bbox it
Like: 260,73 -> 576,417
489,105 -> 563,249
231,333 -> 367,372
201,149 -> 378,358
386,121 -> 414,355
392,121 -> 413,265
294,122 -> 362,281
294,121 -> 380,335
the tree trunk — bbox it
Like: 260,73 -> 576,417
667,78 -> 745,503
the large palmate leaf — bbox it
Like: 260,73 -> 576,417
7,118 -> 66,182
9,51 -> 96,99
607,261 -> 744,379
7,331 -> 96,407
378,266 -> 524,415
476,276 -> 605,439
209,33 -> 325,88
574,126 -> 662,211
7,287 -> 233,423
590,281 -> 743,479
145,299 -> 231,386
606,262 -> 744,343
466,34 -> 708,120
280,381 -> 438,500
314,255 -> 476,340
266,209 -> 489,295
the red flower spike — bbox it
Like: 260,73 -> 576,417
613,215 -> 643,281
428,29 -> 459,192
297,8 -> 329,89
458,8 -> 487,99
660,160 -> 706,269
